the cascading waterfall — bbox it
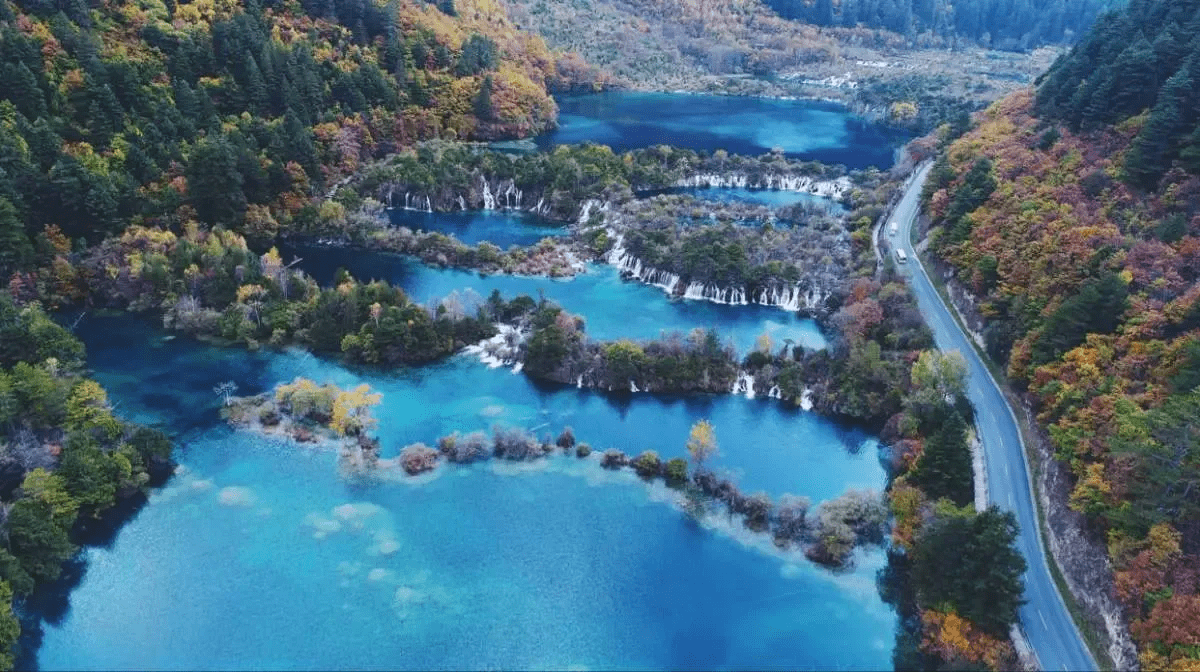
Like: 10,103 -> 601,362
534,197 -> 545,215
674,173 -> 851,198
480,177 -> 495,211
731,372 -> 755,399
424,195 -> 432,213
683,282 -> 749,305
606,233 -> 682,295
457,195 -> 467,211
630,380 -> 640,393
767,385 -> 782,399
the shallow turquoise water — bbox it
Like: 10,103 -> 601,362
34,317 -> 897,670
278,243 -> 828,353
385,209 -> 567,248
539,92 -> 908,170
33,92 -> 912,670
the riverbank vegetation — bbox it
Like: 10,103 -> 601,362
351,141 -> 850,222
922,2 -> 1200,663
0,296 -> 175,669
38,224 -> 544,367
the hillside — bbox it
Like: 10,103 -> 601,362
922,2 -> 1200,665
767,0 -> 1118,51
501,0 -> 1060,132
0,0 -> 603,277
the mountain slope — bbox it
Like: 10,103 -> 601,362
0,0 -> 595,276
922,2 -> 1200,662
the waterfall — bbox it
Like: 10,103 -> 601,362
767,385 -> 782,399
731,372 -> 755,399
675,173 -> 850,197
577,200 -> 598,226
457,195 -> 466,211
424,195 -> 432,213
755,284 -> 804,311
480,177 -> 495,211
387,189 -> 393,208
630,380 -> 640,393
404,192 -> 411,209
607,234 -> 682,295
576,375 -> 583,389
534,197 -> 545,215
800,387 -> 813,411
683,282 -> 749,305
511,362 -> 524,374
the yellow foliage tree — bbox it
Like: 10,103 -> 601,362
686,419 -> 718,471
330,384 -> 382,437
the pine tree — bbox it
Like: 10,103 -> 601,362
911,409 -> 973,506
0,198 -> 32,276
1126,66 -> 1194,189
187,137 -> 246,226
474,74 -> 495,121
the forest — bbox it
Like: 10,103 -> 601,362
764,0 -> 1118,50
1035,0 -> 1200,189
0,0 -> 605,284
922,0 -> 1200,664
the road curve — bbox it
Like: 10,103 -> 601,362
889,163 -> 1098,672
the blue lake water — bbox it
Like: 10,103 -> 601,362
34,92 -> 914,670
386,209 -> 566,248
278,243 -> 828,353
35,316 -> 897,670
539,92 -> 909,170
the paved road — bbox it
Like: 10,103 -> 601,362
889,163 -> 1097,672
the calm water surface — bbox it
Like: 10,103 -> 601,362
35,317 -> 897,670
539,92 -> 908,170
34,94 -> 912,670
386,209 -> 566,248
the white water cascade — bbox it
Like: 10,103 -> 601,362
462,324 -> 524,368
480,177 -> 495,210
800,387 -> 814,411
457,195 -> 467,211
606,233 -> 682,295
675,173 -> 851,198
630,380 -> 640,393
683,282 -> 749,305
732,372 -> 756,399
767,385 -> 782,399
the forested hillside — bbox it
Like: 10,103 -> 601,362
1036,0 -> 1200,189
0,0 -> 599,279
766,0 -> 1118,50
922,1 -> 1200,666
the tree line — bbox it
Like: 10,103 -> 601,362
763,0 -> 1116,50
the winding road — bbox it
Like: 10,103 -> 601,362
889,163 -> 1098,672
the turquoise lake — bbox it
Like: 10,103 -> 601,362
33,95 -> 910,670
539,92 -> 908,170
385,209 -> 567,248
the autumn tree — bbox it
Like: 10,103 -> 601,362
686,419 -> 718,473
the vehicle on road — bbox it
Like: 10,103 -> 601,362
889,221 -> 898,236
895,248 -> 907,264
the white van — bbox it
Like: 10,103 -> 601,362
889,221 -> 898,236
895,248 -> 908,264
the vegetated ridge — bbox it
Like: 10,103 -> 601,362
922,0 -> 1200,667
